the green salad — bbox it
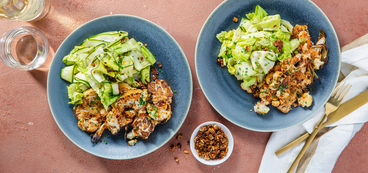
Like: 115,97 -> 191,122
61,31 -> 156,109
216,5 -> 300,88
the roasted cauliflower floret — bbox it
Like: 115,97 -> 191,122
254,101 -> 270,114
298,93 -> 313,107
74,89 -> 107,132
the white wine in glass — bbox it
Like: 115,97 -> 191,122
0,0 -> 50,21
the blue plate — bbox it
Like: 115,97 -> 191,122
195,0 -> 340,131
47,15 -> 192,159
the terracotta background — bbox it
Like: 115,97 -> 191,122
1,0 -> 367,172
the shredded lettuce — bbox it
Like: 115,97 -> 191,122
99,83 -> 120,109
216,5 -> 300,83
67,84 -> 84,106
258,14 -> 281,31
216,30 -> 234,43
246,5 -> 268,24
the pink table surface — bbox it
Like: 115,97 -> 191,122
1,0 -> 367,172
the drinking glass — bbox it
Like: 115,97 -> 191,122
0,26 -> 49,70
0,0 -> 50,21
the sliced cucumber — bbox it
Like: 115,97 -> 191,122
120,56 -> 136,77
256,74 -> 265,83
106,33 -> 129,48
234,61 -> 257,80
257,66 -> 264,74
78,83 -> 89,91
129,49 -> 151,71
140,45 -> 156,65
250,52 -> 261,70
258,55 -> 276,74
81,39 -> 108,47
89,31 -> 127,43
85,44 -> 105,66
241,31 -> 268,40
126,38 -> 141,50
61,65 -> 75,83
265,52 -> 278,61
90,61 -> 106,83
282,20 -> 294,33
71,46 -> 94,55
91,70 -> 105,83
102,57 -> 119,71
85,68 -> 102,91
232,28 -> 243,42
116,74 -> 128,82
112,83 -> 120,95
280,25 -> 288,32
62,46 -> 95,65
74,72 -> 87,82
74,72 -> 90,87
290,38 -> 300,52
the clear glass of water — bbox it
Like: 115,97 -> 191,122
0,0 -> 50,21
0,26 -> 49,70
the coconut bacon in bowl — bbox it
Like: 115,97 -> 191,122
216,5 -> 328,114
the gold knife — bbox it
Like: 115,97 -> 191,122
275,89 -> 368,156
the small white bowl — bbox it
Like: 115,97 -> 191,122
190,121 -> 234,165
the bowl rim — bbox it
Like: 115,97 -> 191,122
194,0 -> 341,132
47,14 -> 193,160
190,121 -> 234,165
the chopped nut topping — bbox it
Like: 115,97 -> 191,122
274,40 -> 283,53
176,133 -> 183,140
217,57 -> 225,67
174,157 -> 179,163
185,156 -> 187,159
233,17 -> 238,23
136,80 -> 147,89
244,45 -> 251,53
152,74 -> 158,81
170,144 -> 176,151
120,37 -> 128,43
157,62 -> 162,68
177,142 -> 181,150
184,149 -> 189,154
151,67 -> 159,81
186,140 -> 190,146
194,124 -> 228,160
151,67 -> 159,75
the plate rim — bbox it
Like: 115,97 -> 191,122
47,14 -> 193,159
195,0 -> 341,132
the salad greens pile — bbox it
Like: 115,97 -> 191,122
216,5 -> 300,89
61,31 -> 156,109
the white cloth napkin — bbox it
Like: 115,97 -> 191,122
258,44 -> 368,173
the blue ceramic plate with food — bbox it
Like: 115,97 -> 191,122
195,0 -> 340,131
47,15 -> 192,159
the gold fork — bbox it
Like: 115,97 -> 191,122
287,82 -> 351,173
